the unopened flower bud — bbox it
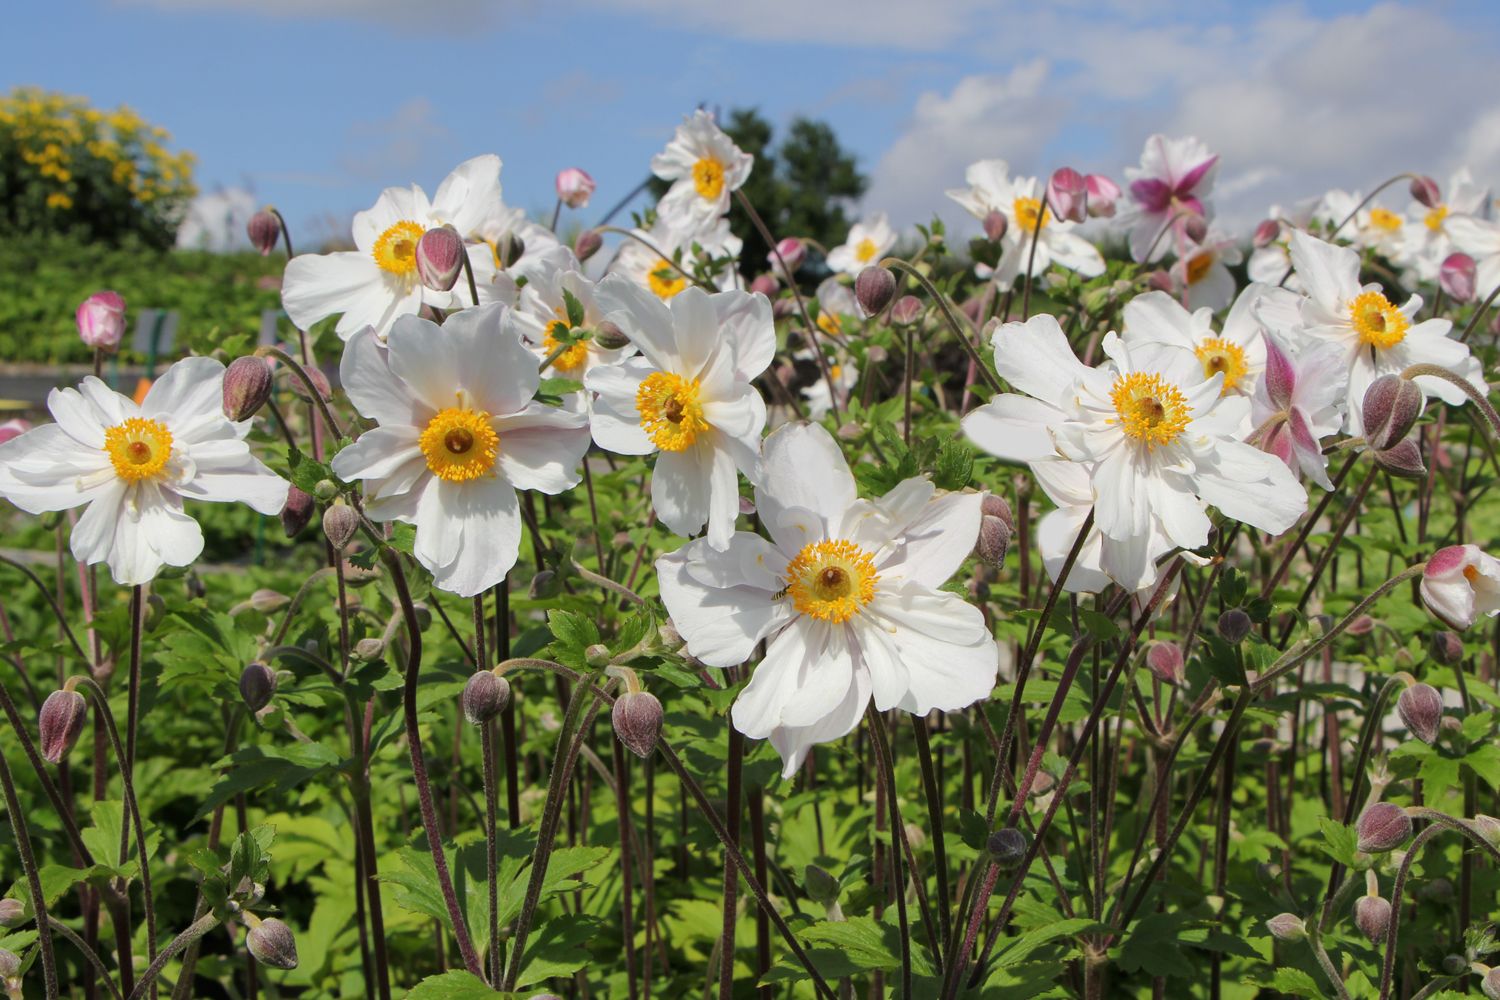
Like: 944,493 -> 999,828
39,688 -> 88,763
1443,954 -> 1468,976
0,899 -> 21,927
554,167 -> 595,209
574,229 -> 603,262
77,291 -> 126,352
1084,174 -> 1120,218
585,644 -> 611,668
280,487 -> 314,537
594,321 -> 630,352
1373,438 -> 1426,479
612,690 -> 663,758
247,209 -> 281,256
1485,967 -> 1500,1000
1354,894 -> 1391,944
1253,219 -> 1281,249
855,266 -> 896,317
983,211 -> 1008,242
246,916 -> 299,970
463,670 -> 511,725
1146,641 -> 1186,686
1182,214 -> 1209,244
416,226 -> 465,293
0,948 -> 16,980
1146,269 -> 1174,293
1431,631 -> 1464,664
1356,802 -> 1412,853
1397,682 -> 1443,744
1440,252 -> 1477,303
1047,167 -> 1087,224
321,504 -> 359,551
1265,912 -> 1306,941
804,864 -> 840,906
890,296 -> 922,326
352,637 -> 385,662
771,237 -> 806,274
1346,614 -> 1376,636
249,589 -> 289,613
976,494 -> 1013,566
1218,609 -> 1252,644
986,827 -> 1028,868
1473,814 -> 1500,847
223,357 -> 274,422
1362,374 -> 1424,450
529,569 -> 561,600
239,662 -> 276,713
749,274 -> 778,298
312,479 -> 338,503
1409,175 -> 1441,209
287,365 -> 331,405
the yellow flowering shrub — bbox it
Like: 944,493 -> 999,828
0,87 -> 196,248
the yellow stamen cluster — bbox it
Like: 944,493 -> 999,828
1369,207 -> 1402,233
1349,290 -> 1408,350
418,407 -> 498,482
636,372 -> 708,452
854,238 -> 879,264
1110,372 -> 1192,448
647,261 -> 686,300
544,317 -> 589,373
1424,205 -> 1449,232
817,312 -> 842,337
372,220 -> 425,275
103,417 -> 173,482
692,156 -> 725,200
1184,251 -> 1215,286
1193,338 -> 1248,394
784,539 -> 879,623
1013,196 -> 1050,233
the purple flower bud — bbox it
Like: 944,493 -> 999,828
771,237 -> 806,273
1397,683 -> 1443,744
594,320 -> 629,352
1260,334 -> 1297,412
0,947 -> 16,980
983,211 -> 1008,242
585,644 -> 611,668
1473,814 -> 1500,847
1253,219 -> 1281,249
1146,269 -> 1174,293
749,274 -> 778,298
1084,174 -> 1120,218
554,167 -> 595,209
1146,641 -> 1186,686
1266,913 -> 1306,941
246,916 -> 299,970
1218,609 -> 1252,644
280,487 -> 314,538
1485,967 -> 1500,1000
1363,374 -> 1424,450
352,637 -> 385,661
1440,252 -> 1477,303
288,365 -> 331,405
1374,439 -> 1426,479
0,898 -> 21,926
415,226 -> 465,293
855,266 -> 897,317
1431,631 -> 1464,665
574,229 -> 603,263
612,690 -> 663,759
321,504 -> 359,551
529,569 -> 561,600
77,291 -> 126,352
239,662 -> 276,714
1047,167 -> 1088,224
890,296 -> 923,326
976,494 -> 1013,567
986,827 -> 1028,868
223,357 -> 274,422
1346,615 -> 1376,637
1354,894 -> 1391,944
39,688 -> 88,764
462,670 -> 512,726
1182,214 -> 1209,245
247,210 -> 281,256
1409,175 -> 1441,209
1356,802 -> 1413,853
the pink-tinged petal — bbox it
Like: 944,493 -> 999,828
1130,178 -> 1172,213
1175,155 -> 1218,194
1261,333 -> 1297,410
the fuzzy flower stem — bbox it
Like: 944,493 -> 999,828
126,914 -> 219,1000
0,555 -> 90,663
254,347 -> 346,441
1458,281 -> 1500,343
46,916 -> 122,1000
1378,824 -> 1442,1000
595,226 -> 716,292
1400,363 -> 1500,440
0,741 -> 58,998
881,258 -> 1003,393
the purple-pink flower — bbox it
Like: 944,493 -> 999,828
1124,135 -> 1219,263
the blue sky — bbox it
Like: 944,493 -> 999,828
10,0 -> 1500,247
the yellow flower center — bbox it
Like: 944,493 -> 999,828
647,260 -> 686,300
854,238 -> 879,264
1184,250 -> 1215,286
372,220 -> 425,275
1424,205 -> 1449,232
104,417 -> 173,482
418,407 -> 498,482
1349,290 -> 1408,350
544,314 -> 589,373
817,312 -> 842,336
1193,338 -> 1248,394
784,539 -> 879,624
692,156 -> 725,201
1013,196 -> 1050,233
1110,372 -> 1192,448
829,363 -> 844,380
636,372 -> 708,452
1369,207 -> 1402,233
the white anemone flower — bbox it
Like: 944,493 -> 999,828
652,110 -> 753,233
612,215 -> 742,302
281,155 -> 504,341
963,314 -> 1308,591
1420,544 -> 1500,631
1122,284 -> 1300,400
585,277 -> 773,549
1122,135 -> 1219,263
946,160 -> 1104,288
1286,230 -> 1487,433
1446,213 -> 1500,300
657,422 -> 997,778
0,358 -> 289,585
1169,235 -> 1242,311
330,304 -> 590,597
1395,168 -> 1492,282
826,213 -> 898,276
508,246 -> 636,387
